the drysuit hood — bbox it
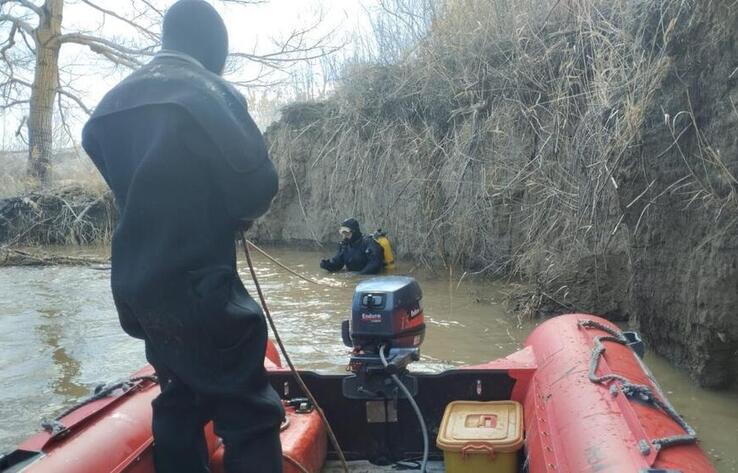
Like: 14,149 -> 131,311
341,218 -> 363,243
162,0 -> 229,75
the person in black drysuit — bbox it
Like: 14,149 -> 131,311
81,2 -> 283,472
320,218 -> 384,275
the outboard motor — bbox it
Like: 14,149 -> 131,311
341,276 -> 425,399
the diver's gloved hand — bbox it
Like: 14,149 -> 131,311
319,258 -> 330,270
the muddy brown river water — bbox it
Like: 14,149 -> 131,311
0,246 -> 736,471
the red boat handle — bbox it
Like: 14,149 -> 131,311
461,443 -> 496,459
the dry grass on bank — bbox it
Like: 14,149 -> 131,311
0,148 -> 106,199
269,0 -> 735,291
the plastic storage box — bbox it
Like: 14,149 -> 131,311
436,400 -> 524,473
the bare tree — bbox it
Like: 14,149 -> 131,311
1,0 -> 338,187
364,0 -> 437,63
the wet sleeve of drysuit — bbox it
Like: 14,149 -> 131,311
183,111 -> 278,223
359,240 -> 384,275
322,244 -> 346,272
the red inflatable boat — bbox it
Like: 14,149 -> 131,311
0,278 -> 716,473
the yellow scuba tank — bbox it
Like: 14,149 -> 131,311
373,229 -> 395,269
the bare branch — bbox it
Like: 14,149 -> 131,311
57,86 -> 92,115
56,77 -> 76,145
59,32 -> 152,57
0,0 -> 42,16
220,0 -> 268,4
2,75 -> 32,89
1,73 -> 90,114
1,23 -> 18,74
14,115 -> 27,144
89,47 -> 140,69
139,0 -> 164,18
231,29 -> 345,69
0,98 -> 29,109
0,14 -> 36,36
230,70 -> 289,89
0,75 -> 33,118
80,0 -> 159,43
58,33 -> 152,68
16,24 -> 34,52
236,45 -> 345,63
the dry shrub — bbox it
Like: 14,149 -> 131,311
1,148 -> 106,198
266,0 -> 721,293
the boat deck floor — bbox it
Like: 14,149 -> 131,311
322,461 -> 446,472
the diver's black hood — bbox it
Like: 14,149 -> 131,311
162,0 -> 229,75
341,217 -> 362,243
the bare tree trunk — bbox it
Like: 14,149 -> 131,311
27,0 -> 63,187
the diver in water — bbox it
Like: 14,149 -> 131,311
320,218 -> 385,275
81,1 -> 283,472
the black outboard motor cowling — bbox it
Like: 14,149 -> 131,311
342,276 -> 425,352
341,277 -> 426,400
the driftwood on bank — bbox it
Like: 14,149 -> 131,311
0,186 -> 116,247
0,247 -> 109,268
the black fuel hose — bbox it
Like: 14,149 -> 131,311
379,345 -> 429,473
